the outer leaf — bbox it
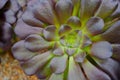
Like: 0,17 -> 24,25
102,20 -> 120,43
91,41 -> 112,59
82,60 -> 111,80
68,57 -> 86,80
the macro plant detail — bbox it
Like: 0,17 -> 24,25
12,0 -> 120,80
0,0 -> 29,53
0,0 -> 20,53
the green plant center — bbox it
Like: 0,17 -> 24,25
64,32 -> 78,48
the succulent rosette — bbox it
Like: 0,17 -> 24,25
12,0 -> 120,80
0,0 -> 26,53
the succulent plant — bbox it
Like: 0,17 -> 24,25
0,0 -> 26,53
12,0 -> 120,80
0,0 -> 13,53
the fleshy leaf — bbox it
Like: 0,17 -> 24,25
80,0 -> 101,21
102,20 -> 120,43
96,0 -> 118,19
95,58 -> 120,80
1,22 -> 12,42
66,48 -> 76,56
0,0 -> 8,9
59,25 -> 72,37
10,0 -> 20,13
4,10 -> 16,24
50,55 -> 68,74
0,22 -> 12,50
111,3 -> 120,18
55,0 -> 73,23
91,41 -> 113,59
53,47 -> 64,56
17,0 -> 27,7
86,17 -> 104,35
81,35 -> 92,48
21,51 -> 52,75
35,63 -> 52,79
67,16 -> 81,29
68,57 -> 86,80
74,52 -> 86,63
15,19 -> 43,39
32,0 -> 54,24
43,25 -> 56,41
82,60 -> 111,80
12,40 -> 37,61
25,34 -> 51,52
49,73 -> 64,80
112,44 -> 120,62
22,9 -> 45,27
